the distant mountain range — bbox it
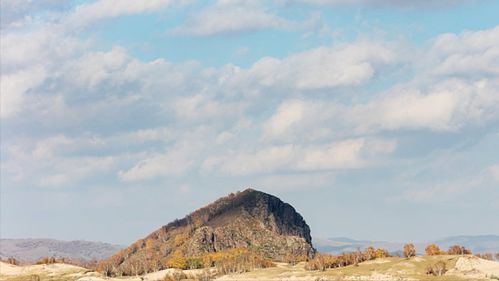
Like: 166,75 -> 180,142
314,235 -> 499,255
3,235 -> 497,263
0,239 -> 124,262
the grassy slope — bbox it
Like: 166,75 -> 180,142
1,256 -> 497,281
217,255 -> 489,281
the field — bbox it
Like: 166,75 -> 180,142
1,255 -> 498,281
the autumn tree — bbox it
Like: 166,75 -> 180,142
447,245 -> 471,255
425,244 -> 441,256
375,248 -> 390,258
167,250 -> 188,269
363,247 -> 376,261
403,244 -> 416,258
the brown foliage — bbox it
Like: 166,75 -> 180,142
425,244 -> 442,256
305,247 -> 390,271
202,248 -> 275,275
36,256 -> 57,264
426,261 -> 447,276
5,257 -> 19,265
447,245 -> 471,255
403,244 -> 416,258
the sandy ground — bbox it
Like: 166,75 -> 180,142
0,262 -> 84,276
1,255 -> 499,281
446,256 -> 499,279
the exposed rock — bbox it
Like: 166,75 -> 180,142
100,188 -> 315,276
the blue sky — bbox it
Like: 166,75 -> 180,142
1,0 -> 498,245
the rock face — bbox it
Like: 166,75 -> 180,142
101,188 -> 314,275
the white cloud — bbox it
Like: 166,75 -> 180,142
295,139 -> 366,170
170,0 -> 329,36
429,26 -> 499,77
203,138 -> 395,175
0,66 -> 47,118
118,140 -> 205,182
242,41 -> 399,90
375,83 -> 463,131
63,47 -> 130,88
297,0 -> 470,8
0,0 -> 67,28
173,94 -> 247,122
32,135 -> 74,160
65,0 -> 178,28
263,100 -> 307,138
171,4 -> 289,36
118,152 -> 192,181
257,172 -> 335,191
0,27 -> 83,72
490,165 -> 499,182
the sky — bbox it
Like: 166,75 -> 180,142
1,0 -> 498,246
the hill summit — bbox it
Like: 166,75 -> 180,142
99,188 -> 315,276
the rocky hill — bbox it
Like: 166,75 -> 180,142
99,188 -> 315,276
0,239 -> 123,262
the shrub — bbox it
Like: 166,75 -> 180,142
425,244 -> 442,256
305,248 -> 391,271
403,244 -> 416,258
36,256 -> 57,264
447,245 -> 471,255
6,257 -> 19,265
167,251 -> 188,270
201,248 -> 274,275
186,257 -> 203,269
375,248 -> 390,258
426,261 -> 447,276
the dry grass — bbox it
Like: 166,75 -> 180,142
2,255 -> 497,281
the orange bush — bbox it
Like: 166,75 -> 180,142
403,244 -> 416,258
425,244 -> 442,256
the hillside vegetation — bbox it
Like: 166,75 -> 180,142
97,189 -> 314,276
2,255 -> 499,281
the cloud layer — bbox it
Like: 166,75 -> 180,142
1,0 -> 498,243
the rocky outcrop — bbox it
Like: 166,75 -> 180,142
100,188 -> 314,276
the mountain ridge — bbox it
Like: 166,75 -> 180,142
315,235 -> 499,255
0,238 -> 124,262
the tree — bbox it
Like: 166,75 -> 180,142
167,251 -> 187,269
425,244 -> 441,256
375,248 -> 390,258
447,245 -> 471,255
403,244 -> 416,258
363,247 -> 376,261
